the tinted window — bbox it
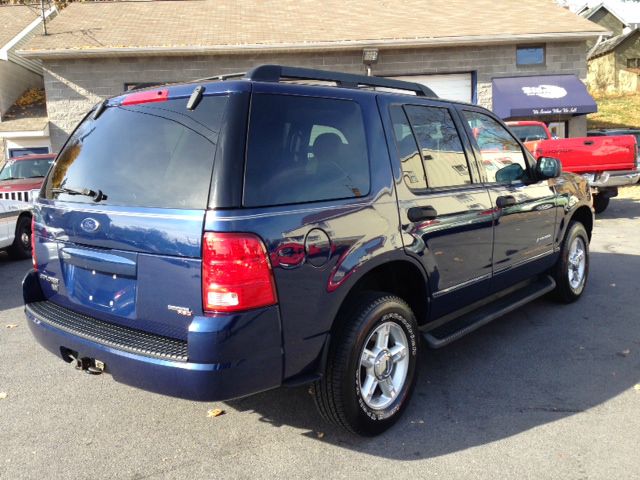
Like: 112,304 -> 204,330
463,111 -> 528,183
0,158 -> 53,180
389,106 -> 426,191
516,46 -> 545,65
44,96 -> 227,209
405,105 -> 471,188
244,94 -> 369,207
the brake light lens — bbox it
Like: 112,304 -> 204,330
202,232 -> 277,313
31,215 -> 37,271
121,89 -> 169,106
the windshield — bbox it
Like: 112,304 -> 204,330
43,95 -> 228,209
0,158 -> 53,181
510,125 -> 548,142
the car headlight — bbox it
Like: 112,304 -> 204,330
29,189 -> 40,204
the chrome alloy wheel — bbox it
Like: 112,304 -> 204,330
358,320 -> 409,410
20,230 -> 30,248
568,236 -> 586,290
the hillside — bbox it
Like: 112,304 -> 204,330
588,94 -> 640,129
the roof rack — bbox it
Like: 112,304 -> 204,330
242,65 -> 437,97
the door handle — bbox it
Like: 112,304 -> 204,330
583,140 -> 594,145
407,206 -> 438,222
496,195 -> 516,208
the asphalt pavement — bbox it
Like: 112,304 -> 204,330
1,187 -> 639,479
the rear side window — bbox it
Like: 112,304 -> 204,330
44,95 -> 228,209
244,94 -> 370,207
389,106 -> 427,191
404,105 -> 471,188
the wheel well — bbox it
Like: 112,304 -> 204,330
571,206 -> 593,240
333,261 -> 428,330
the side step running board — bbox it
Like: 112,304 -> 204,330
422,275 -> 556,349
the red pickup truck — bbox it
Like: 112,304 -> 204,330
507,121 -> 639,213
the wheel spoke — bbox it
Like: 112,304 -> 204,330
375,323 -> 391,349
389,344 -> 407,364
361,374 -> 378,403
379,377 -> 396,399
361,348 -> 376,369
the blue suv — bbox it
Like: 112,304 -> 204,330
24,65 -> 593,435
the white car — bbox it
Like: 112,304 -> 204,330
0,199 -> 33,259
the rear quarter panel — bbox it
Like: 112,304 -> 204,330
205,84 -> 406,380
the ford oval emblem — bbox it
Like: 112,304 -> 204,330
80,217 -> 100,233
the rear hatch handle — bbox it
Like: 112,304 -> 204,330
60,247 -> 137,277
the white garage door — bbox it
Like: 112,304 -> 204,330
390,73 -> 473,103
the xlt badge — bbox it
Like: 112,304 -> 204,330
167,305 -> 193,317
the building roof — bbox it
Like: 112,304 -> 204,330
19,0 -> 607,58
581,2 -> 640,28
588,27 -> 640,59
0,5 -> 42,50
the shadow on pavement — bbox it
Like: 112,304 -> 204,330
597,194 -> 640,220
226,250 -> 640,458
0,254 -> 30,311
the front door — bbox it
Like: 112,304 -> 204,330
380,100 -> 495,320
458,108 -> 559,291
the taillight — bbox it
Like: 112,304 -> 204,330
202,232 -> 277,313
31,215 -> 37,271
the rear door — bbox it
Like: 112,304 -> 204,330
34,91 -> 231,341
458,107 -> 559,290
379,98 -> 494,320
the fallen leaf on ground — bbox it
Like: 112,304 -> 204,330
5,324 -> 18,329
206,408 -> 225,418
316,431 -> 325,439
634,384 -> 640,392
617,349 -> 631,357
0,392 -> 7,399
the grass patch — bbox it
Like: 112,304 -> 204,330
588,94 -> 640,129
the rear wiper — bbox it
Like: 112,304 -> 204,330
51,186 -> 107,202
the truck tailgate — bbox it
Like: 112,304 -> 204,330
525,135 -> 637,173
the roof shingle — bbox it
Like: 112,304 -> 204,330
0,5 -> 41,50
19,0 -> 607,57
588,28 -> 640,59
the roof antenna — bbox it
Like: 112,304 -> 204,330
41,0 -> 47,35
187,85 -> 205,110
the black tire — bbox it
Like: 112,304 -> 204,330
592,194 -> 609,214
312,292 -> 419,436
8,215 -> 32,260
551,221 -> 589,303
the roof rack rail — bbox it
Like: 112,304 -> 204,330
191,71 -> 247,83
242,65 -> 437,97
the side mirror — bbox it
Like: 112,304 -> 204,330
537,157 -> 562,179
495,163 -> 525,183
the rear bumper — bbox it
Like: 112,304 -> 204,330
23,270 -> 283,402
587,170 -> 640,188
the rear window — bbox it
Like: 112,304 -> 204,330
44,95 -> 228,209
509,125 -> 548,142
244,94 -> 370,207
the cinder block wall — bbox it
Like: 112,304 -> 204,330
43,41 -> 588,150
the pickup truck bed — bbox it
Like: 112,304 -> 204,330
507,121 -> 639,213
